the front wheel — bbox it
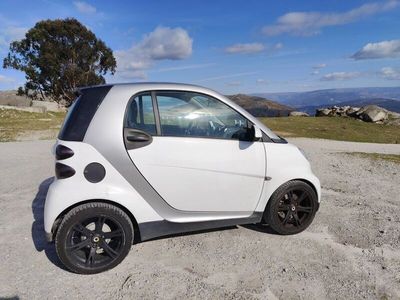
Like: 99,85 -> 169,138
55,202 -> 134,274
264,180 -> 318,235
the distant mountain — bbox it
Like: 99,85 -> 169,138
227,94 -> 293,117
254,87 -> 400,108
299,98 -> 400,115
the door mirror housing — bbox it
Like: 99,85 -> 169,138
254,126 -> 262,140
236,123 -> 260,142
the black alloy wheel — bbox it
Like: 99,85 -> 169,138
264,180 -> 318,235
55,202 -> 133,274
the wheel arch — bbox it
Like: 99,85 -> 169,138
262,178 -> 320,215
294,178 -> 319,207
51,199 -> 141,243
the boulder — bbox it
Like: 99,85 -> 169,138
356,105 -> 388,123
388,111 -> 400,119
316,108 -> 332,117
289,111 -> 310,117
346,107 -> 360,116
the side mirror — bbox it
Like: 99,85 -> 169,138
236,124 -> 261,142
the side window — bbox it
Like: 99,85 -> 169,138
156,91 -> 249,140
125,93 -> 157,135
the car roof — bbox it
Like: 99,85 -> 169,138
80,82 -> 207,90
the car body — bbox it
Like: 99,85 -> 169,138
44,83 -> 321,274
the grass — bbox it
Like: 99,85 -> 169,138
260,116 -> 400,144
0,108 -> 65,142
0,109 -> 399,144
343,152 -> 400,164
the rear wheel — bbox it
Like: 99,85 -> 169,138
264,180 -> 318,235
55,202 -> 133,274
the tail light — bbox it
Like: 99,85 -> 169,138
55,145 -> 74,160
55,163 -> 76,179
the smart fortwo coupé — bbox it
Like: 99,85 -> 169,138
44,83 -> 321,274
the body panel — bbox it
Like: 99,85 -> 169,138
44,140 -> 163,234
128,136 -> 266,211
255,142 -> 321,213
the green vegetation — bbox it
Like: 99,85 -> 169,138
0,109 -> 65,142
260,116 -> 400,144
1,110 -> 399,144
343,152 -> 400,164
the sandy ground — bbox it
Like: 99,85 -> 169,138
0,138 -> 399,299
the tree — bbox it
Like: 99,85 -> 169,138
3,18 -> 116,106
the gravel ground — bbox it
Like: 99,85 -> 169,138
0,138 -> 399,299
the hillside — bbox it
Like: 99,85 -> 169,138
227,94 -> 293,117
254,87 -> 400,108
0,90 -> 31,107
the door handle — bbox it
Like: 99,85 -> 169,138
124,128 -> 153,150
126,133 -> 150,142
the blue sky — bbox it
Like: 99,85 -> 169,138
0,0 -> 400,94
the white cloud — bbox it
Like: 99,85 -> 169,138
0,25 -> 27,47
224,43 -> 265,54
224,42 -> 283,54
197,71 -> 258,82
379,67 -> 400,80
262,1 -> 399,36
256,79 -> 268,85
73,1 -> 97,14
311,63 -> 326,75
115,26 -> 193,79
313,63 -> 327,69
352,40 -> 400,60
321,72 -> 361,81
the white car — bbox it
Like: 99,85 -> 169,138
44,83 -> 321,274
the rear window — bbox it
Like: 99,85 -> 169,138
58,85 -> 112,141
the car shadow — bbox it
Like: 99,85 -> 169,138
31,177 -> 67,270
143,225 -> 239,242
241,223 -> 279,235
144,223 -> 278,243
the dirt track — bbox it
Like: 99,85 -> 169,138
0,138 -> 399,299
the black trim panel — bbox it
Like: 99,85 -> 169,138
59,85 -> 112,141
138,212 -> 263,241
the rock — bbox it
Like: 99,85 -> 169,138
289,111 -> 309,117
356,105 -> 388,123
388,111 -> 400,119
346,107 -> 360,116
314,104 -> 399,125
316,108 -> 332,117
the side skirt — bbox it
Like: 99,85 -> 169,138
138,212 -> 263,241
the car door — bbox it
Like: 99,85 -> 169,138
124,90 -> 266,212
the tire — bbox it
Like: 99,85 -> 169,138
55,202 -> 134,274
264,180 -> 318,235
